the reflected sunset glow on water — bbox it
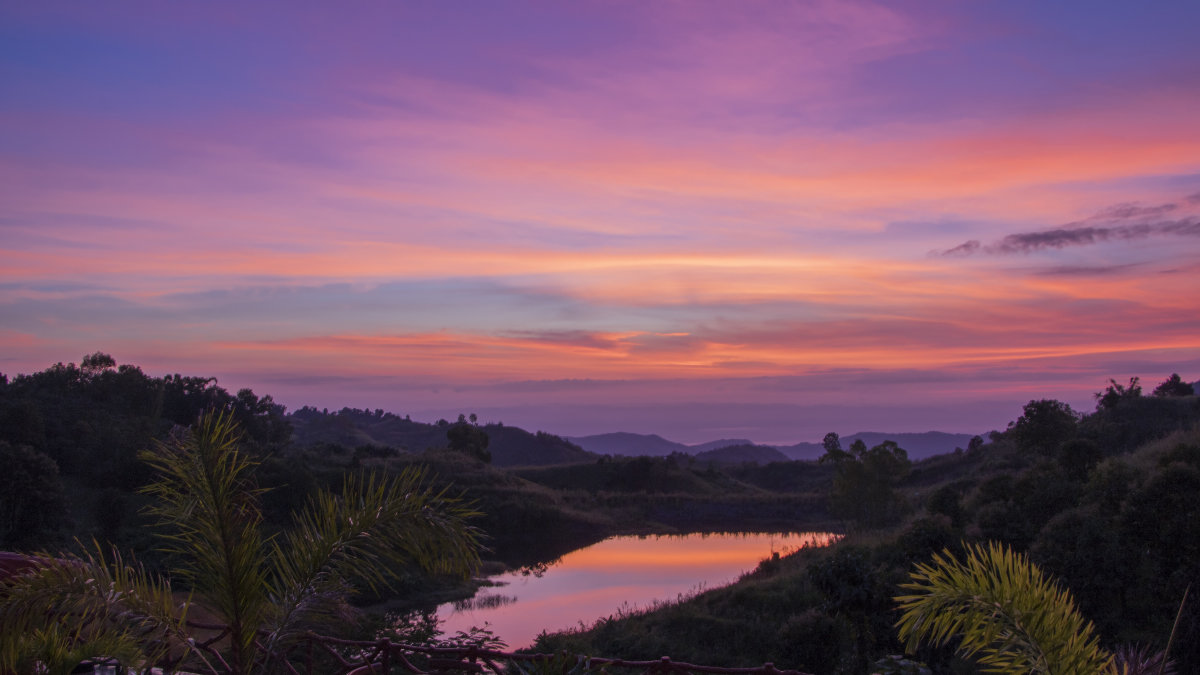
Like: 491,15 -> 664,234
436,532 -> 839,649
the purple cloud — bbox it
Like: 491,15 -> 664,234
937,239 -> 981,257
936,195 -> 1200,256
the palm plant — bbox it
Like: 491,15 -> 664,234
895,541 -> 1113,674
1,409 -> 482,674
0,544 -> 189,675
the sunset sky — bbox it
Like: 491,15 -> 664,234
3,2 -> 1199,444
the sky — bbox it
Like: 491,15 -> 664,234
2,2 -> 1199,445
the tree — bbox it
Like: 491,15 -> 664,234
1031,506 -> 1132,640
808,547 -> 896,672
896,542 -> 1113,674
926,484 -> 965,528
448,413 -> 491,463
822,432 -> 848,461
1119,464 -> 1200,626
1008,399 -> 1078,456
1153,373 -> 1195,398
0,442 -> 67,548
967,435 -> 985,453
1057,438 -> 1101,481
972,463 -> 1080,552
230,387 -> 291,451
79,352 -> 116,375
1095,377 -> 1142,410
0,410 -> 482,674
820,436 -> 910,528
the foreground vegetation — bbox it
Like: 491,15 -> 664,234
1,355 -> 1197,673
1,410 -> 482,674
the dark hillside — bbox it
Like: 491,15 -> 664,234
724,460 -> 834,494
512,455 -> 833,532
842,431 -> 977,460
693,443 -> 790,465
290,407 -> 594,466
484,427 -> 594,466
567,432 -> 688,456
288,406 -> 436,449
513,455 -> 752,496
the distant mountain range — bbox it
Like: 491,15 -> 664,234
290,407 -> 979,467
568,430 -> 978,462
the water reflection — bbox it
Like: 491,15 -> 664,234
437,531 -> 839,649
453,593 -> 518,611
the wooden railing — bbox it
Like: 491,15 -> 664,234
112,624 -> 816,675
276,633 -> 816,675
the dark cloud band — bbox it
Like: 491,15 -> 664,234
935,194 -> 1200,256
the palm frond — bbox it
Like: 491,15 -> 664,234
1112,643 -> 1176,675
0,542 -> 188,674
895,541 -> 1113,674
140,409 -> 269,672
264,467 -> 483,648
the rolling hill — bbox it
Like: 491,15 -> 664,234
571,430 -> 979,461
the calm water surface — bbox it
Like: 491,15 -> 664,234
436,531 -> 839,649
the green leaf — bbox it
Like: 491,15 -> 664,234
895,541 -> 1113,674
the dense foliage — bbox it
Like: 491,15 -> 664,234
0,354 -> 288,553
1,411 -> 482,674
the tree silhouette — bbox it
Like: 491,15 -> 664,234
448,413 -> 491,463
1152,373 -> 1194,397
1008,399 -> 1077,456
1095,377 -> 1142,410
0,442 -> 67,549
820,436 -> 910,528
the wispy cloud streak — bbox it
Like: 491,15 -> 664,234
936,196 -> 1200,256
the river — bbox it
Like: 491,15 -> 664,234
435,531 -> 840,649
